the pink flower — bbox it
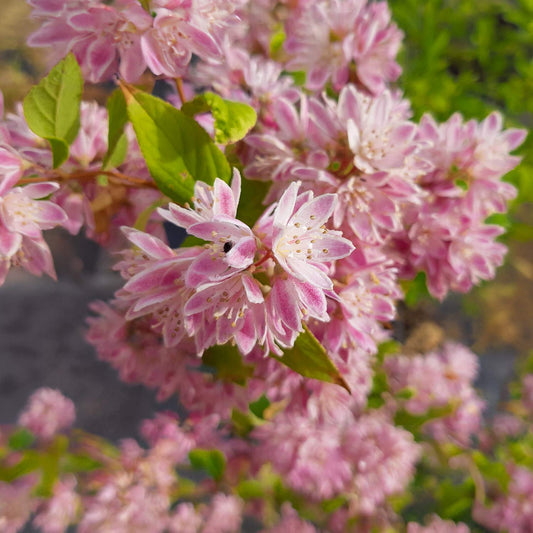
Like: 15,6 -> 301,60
262,503 -> 317,533
0,182 -> 67,284
284,0 -> 403,94
141,0 -> 243,80
202,494 -> 244,533
28,1 -> 152,83
0,475 -> 39,533
385,342 -> 484,446
270,181 -> 355,290
407,515 -> 470,532
18,388 -> 76,440
168,503 -> 203,533
159,172 -> 257,287
244,86 -> 425,244
33,476 -> 80,533
474,464 -> 533,533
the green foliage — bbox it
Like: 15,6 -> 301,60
188,449 -> 226,481
202,344 -> 255,385
121,83 -> 230,204
272,324 -> 350,391
182,92 -> 257,145
102,89 -> 128,170
23,53 -> 83,168
434,477 -> 476,521
394,404 -> 456,439
60,453 -> 102,473
236,174 -> 270,227
402,272 -> 433,308
8,428 -> 35,451
249,394 -> 271,419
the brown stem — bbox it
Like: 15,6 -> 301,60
175,77 -> 187,105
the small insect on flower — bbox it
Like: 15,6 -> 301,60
223,241 -> 234,253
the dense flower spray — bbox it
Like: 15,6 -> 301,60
0,0 -> 529,531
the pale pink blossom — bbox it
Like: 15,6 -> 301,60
407,515 -> 470,532
262,503 -> 317,533
28,1 -> 152,82
18,387 -> 76,440
244,87 -> 425,244
385,342 -> 484,446
0,475 -> 39,533
473,464 -> 533,533
202,494 -> 244,533
284,0 -> 403,94
33,476 -> 80,533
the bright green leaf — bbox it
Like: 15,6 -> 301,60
237,479 -> 265,500
60,453 -> 102,473
237,175 -> 270,227
403,271 -> 433,307
394,404 -> 455,436
8,429 -> 35,451
249,395 -> 270,419
23,53 -> 83,168
202,343 -> 255,385
121,83 -> 230,204
272,324 -> 350,391
103,89 -> 129,170
182,92 -> 257,145
188,449 -> 226,481
134,198 -> 167,231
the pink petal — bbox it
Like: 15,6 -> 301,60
187,219 -> 251,242
291,193 -> 336,229
293,280 -> 327,319
271,279 -> 301,331
286,257 -> 332,290
225,236 -> 256,268
122,227 -> 175,259
242,274 -> 264,304
124,261 -> 180,293
273,182 -> 299,228
0,225 -> 21,256
213,178 -> 236,217
185,252 -> 228,287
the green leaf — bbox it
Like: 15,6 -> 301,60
121,83 -> 230,204
435,478 -> 475,521
394,404 -> 455,436
231,408 -> 264,436
236,174 -> 270,227
188,449 -> 226,481
472,451 -> 511,491
202,343 -> 255,385
60,453 -> 102,473
249,395 -> 270,419
403,271 -> 432,307
367,370 -> 388,409
237,479 -> 265,500
182,92 -> 257,145
272,324 -> 350,392
23,53 -> 83,168
270,28 -> 286,57
8,429 -> 35,451
134,198 -> 166,231
103,89 -> 129,170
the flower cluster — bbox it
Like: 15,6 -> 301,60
107,172 -> 354,357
